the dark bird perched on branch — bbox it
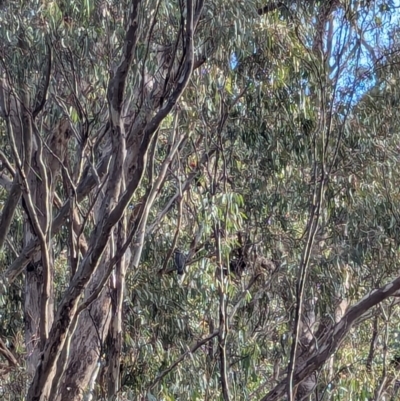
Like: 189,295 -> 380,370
227,258 -> 246,277
174,248 -> 186,275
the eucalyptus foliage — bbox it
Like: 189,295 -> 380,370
0,1 -> 400,400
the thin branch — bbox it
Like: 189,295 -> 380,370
146,273 -> 260,390
0,337 -> 18,367
0,150 -> 15,176
149,331 -> 219,389
215,220 -> 231,401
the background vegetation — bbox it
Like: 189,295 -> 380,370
0,0 -> 400,400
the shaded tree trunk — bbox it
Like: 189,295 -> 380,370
106,219 -> 127,400
295,297 -> 317,401
55,246 -> 113,401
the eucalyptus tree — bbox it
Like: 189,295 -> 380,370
0,1 -> 400,401
0,0 -> 210,399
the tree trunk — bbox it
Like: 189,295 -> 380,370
107,217 -> 127,400
55,250 -> 113,401
24,120 -> 70,378
295,297 -> 317,401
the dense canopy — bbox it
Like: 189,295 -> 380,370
1,0 -> 400,400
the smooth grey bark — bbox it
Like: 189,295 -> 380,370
24,120 -> 70,376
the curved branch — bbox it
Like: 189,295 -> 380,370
0,336 -> 18,367
259,274 -> 400,401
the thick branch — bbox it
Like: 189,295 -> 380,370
108,0 -> 142,120
260,275 -> 400,401
0,178 -> 22,250
33,40 -> 52,118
